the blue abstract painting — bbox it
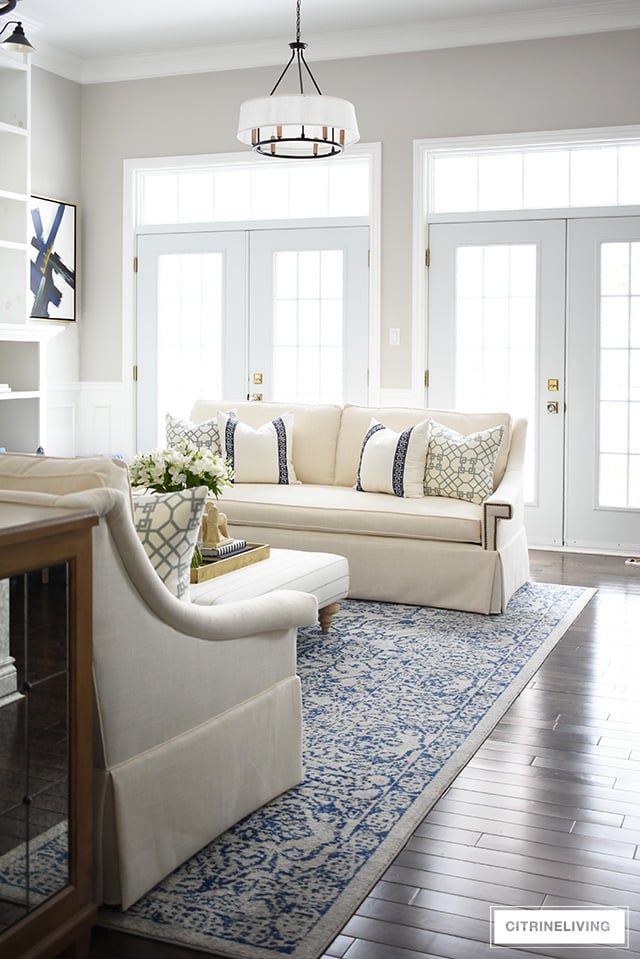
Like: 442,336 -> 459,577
30,196 -> 76,321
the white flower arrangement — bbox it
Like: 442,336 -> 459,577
129,436 -> 234,497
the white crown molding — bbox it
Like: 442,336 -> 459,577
26,1 -> 640,85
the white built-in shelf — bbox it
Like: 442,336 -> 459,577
0,49 -> 48,453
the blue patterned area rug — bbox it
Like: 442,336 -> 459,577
102,583 -> 590,958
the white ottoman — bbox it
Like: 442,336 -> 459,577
190,549 -> 349,632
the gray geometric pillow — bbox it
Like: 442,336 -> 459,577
166,413 -> 221,454
133,486 -> 207,600
425,421 -> 505,504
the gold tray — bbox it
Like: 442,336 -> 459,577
190,543 -> 270,584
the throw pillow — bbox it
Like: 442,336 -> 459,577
166,413 -> 221,454
356,418 -> 430,498
216,412 -> 297,484
424,421 -> 505,504
133,486 -> 207,600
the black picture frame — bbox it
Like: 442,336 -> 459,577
29,195 -> 77,322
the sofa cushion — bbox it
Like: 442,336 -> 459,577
356,418 -> 430,498
133,486 -> 207,600
0,452 -> 133,511
425,421 -> 505,504
335,405 -> 512,490
218,483 -> 483,544
217,412 -> 297,484
166,413 -> 222,454
191,400 -> 342,486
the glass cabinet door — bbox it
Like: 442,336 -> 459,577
0,563 -> 70,931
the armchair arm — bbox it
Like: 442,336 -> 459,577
0,487 -> 318,639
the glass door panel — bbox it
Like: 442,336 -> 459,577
136,232 -> 246,450
249,227 -> 369,405
566,218 -> 640,549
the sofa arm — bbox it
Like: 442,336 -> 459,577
483,418 -> 527,552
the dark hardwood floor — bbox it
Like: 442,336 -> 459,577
86,551 -> 640,957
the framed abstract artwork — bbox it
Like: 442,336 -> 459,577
29,196 -> 77,321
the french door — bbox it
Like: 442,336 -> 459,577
136,225 -> 369,451
428,216 -> 640,552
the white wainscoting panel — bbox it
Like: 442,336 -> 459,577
46,386 -> 78,457
76,382 -> 134,458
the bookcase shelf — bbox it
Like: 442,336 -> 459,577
0,326 -> 63,453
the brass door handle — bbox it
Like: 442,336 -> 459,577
546,401 -> 559,414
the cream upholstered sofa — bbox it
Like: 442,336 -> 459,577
0,452 -> 317,909
190,399 -> 530,615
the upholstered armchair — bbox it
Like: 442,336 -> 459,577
0,454 -> 317,909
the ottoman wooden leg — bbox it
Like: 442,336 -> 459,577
318,602 -> 340,633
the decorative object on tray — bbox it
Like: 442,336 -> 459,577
190,544 -> 270,584
201,499 -> 233,549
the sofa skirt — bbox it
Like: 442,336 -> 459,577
223,524 -> 530,614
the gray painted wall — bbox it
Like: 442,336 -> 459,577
31,67 -> 81,384
38,28 -> 640,390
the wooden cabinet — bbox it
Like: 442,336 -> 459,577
0,502 -> 98,959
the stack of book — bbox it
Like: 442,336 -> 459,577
201,538 -> 250,562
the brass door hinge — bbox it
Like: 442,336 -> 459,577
424,369 -> 429,387
367,249 -> 371,268
133,364 -> 138,382
425,249 -> 430,267
133,256 -> 138,273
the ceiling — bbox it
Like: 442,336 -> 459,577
7,0 -> 640,83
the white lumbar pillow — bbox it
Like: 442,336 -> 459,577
356,418 -> 430,498
216,412 -> 297,484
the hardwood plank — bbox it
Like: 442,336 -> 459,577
427,797 -> 578,833
401,838 -> 640,892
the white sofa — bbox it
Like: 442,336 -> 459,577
191,400 -> 530,615
0,453 -> 318,909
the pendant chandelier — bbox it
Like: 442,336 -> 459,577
237,0 -> 359,159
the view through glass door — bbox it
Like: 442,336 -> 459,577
136,225 -> 369,450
